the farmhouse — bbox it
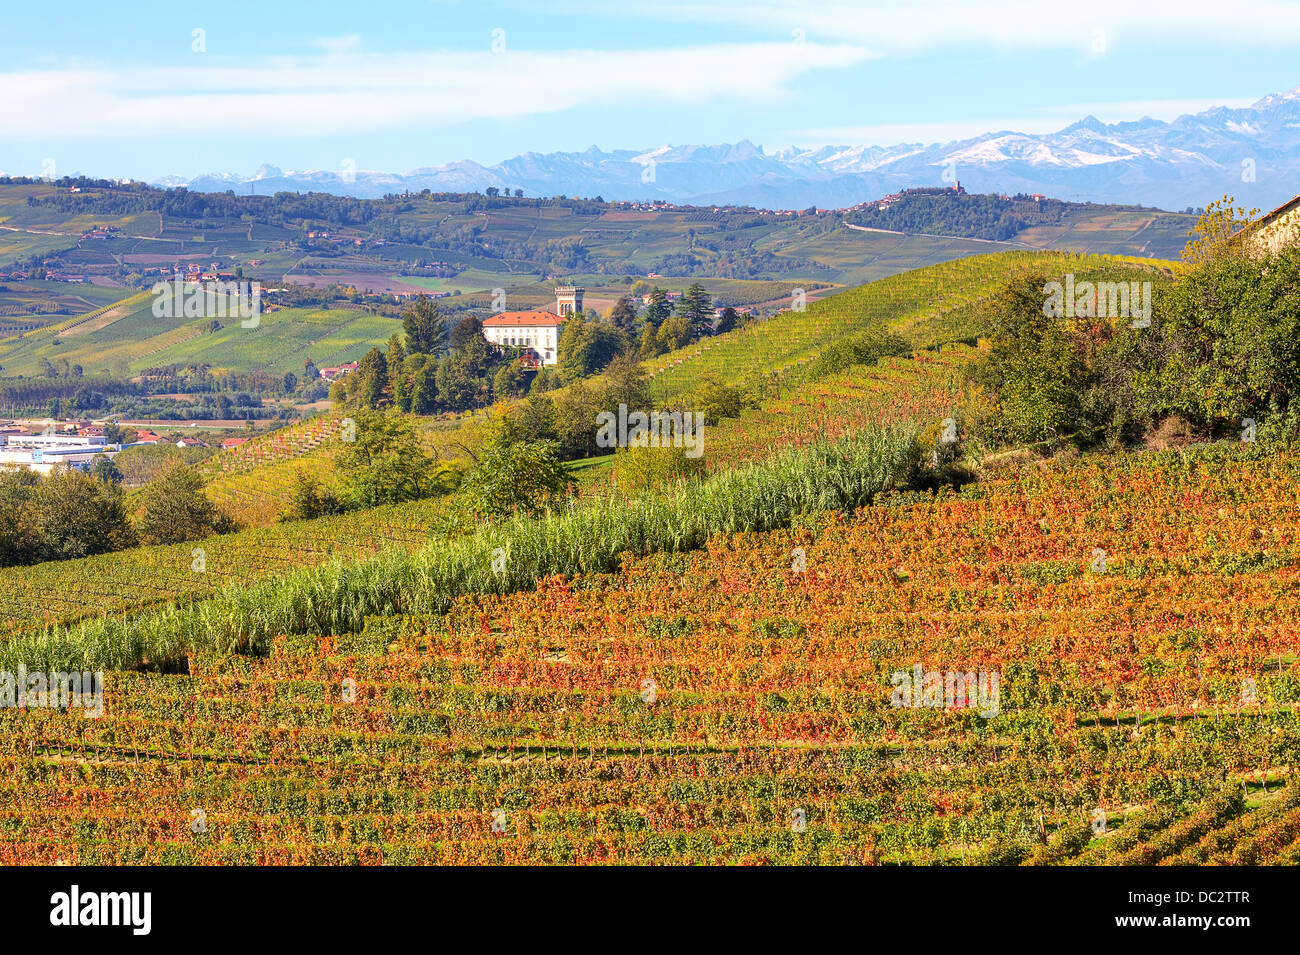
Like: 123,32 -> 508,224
1238,192 -> 1300,256
318,361 -> 359,381
481,285 -> 583,367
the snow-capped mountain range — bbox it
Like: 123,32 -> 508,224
159,85 -> 1300,211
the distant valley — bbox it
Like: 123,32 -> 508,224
0,180 -> 1195,379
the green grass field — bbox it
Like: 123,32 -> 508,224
0,294 -> 399,377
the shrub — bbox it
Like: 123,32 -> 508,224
135,461 -> 228,544
280,470 -> 346,522
693,377 -> 747,425
611,444 -> 707,494
461,440 -> 571,518
804,329 -> 908,380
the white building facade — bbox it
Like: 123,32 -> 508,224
480,287 -> 582,367
0,435 -> 119,474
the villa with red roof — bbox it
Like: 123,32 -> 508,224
480,286 -> 582,367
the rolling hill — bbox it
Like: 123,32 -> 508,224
2,243 -> 1297,867
0,292 -> 398,379
0,179 -> 1196,378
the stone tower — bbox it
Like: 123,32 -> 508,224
555,285 -> 584,317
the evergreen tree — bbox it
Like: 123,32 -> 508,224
676,282 -> 713,339
450,314 -> 489,353
402,295 -> 449,355
607,295 -> 637,331
435,355 -> 489,411
385,333 -> 406,389
644,288 -> 672,328
352,347 -> 389,409
409,361 -> 439,414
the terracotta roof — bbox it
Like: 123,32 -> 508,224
482,310 -> 566,328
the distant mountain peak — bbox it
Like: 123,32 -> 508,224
1061,115 -> 1109,134
1252,83 -> 1300,109
157,85 -> 1300,212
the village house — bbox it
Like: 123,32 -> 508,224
318,361 -> 359,382
480,286 -> 582,367
1237,192 -> 1300,256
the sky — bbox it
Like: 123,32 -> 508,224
1,0 -> 1298,182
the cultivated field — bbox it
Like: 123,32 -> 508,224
0,239 -> 1293,867
4,445 -> 1298,864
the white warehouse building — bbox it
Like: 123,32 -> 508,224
0,433 -> 118,474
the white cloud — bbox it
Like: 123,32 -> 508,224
0,42 -> 871,141
312,35 -> 363,55
592,0 -> 1300,53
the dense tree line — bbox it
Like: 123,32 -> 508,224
0,457 -> 230,568
18,179 -> 611,235
846,192 -> 1071,242
0,375 -> 135,413
969,202 -> 1300,449
13,178 -> 842,278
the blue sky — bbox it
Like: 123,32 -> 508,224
1,0 -> 1297,181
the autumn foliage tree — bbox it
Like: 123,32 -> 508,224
1179,195 -> 1259,272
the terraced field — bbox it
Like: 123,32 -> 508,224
578,347 -> 974,490
3,443 -> 1298,864
702,347 -> 972,471
2,243 -> 1290,867
197,416 -> 350,526
0,497 -> 455,639
195,412 -> 474,528
643,251 -> 1167,402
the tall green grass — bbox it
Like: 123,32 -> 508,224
2,427 -> 919,673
